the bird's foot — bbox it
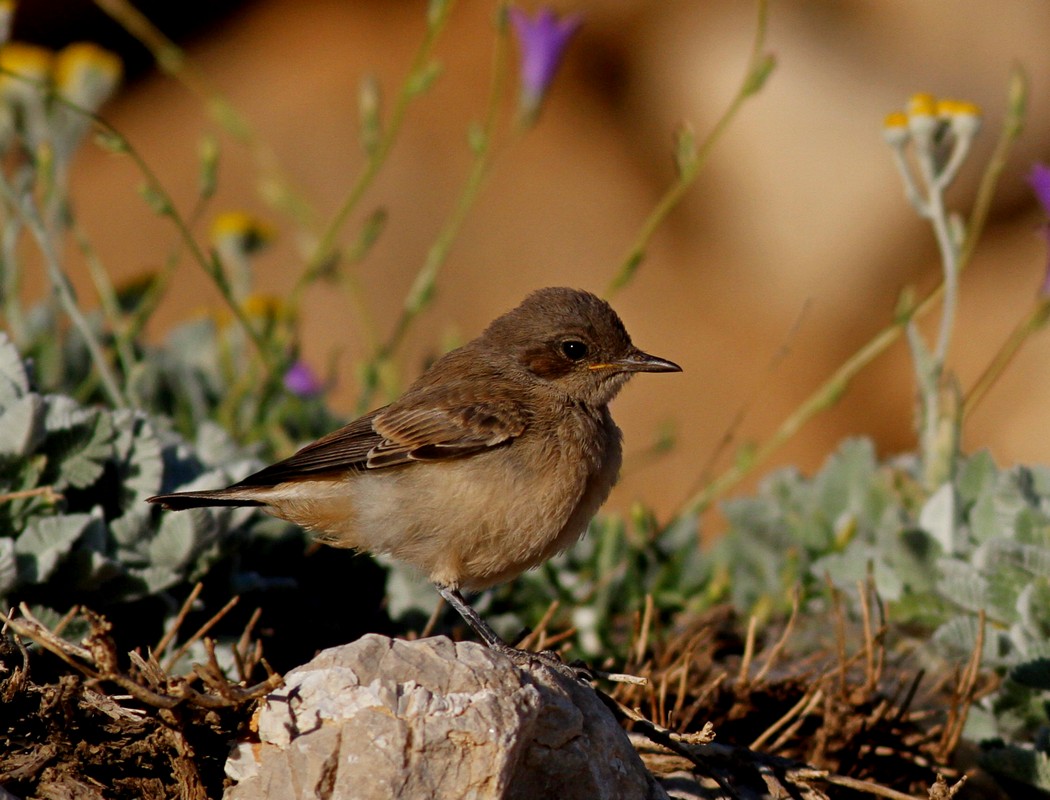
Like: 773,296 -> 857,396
487,640 -> 595,684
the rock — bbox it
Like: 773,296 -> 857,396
224,634 -> 666,800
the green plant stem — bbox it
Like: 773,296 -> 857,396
299,0 -> 457,300
95,120 -> 278,372
964,295 -> 1050,418
924,171 -> 959,367
605,0 -> 774,296
71,218 -> 140,391
0,177 -> 127,408
356,2 -> 509,411
682,324 -> 899,517
0,212 -> 27,346
93,0 -> 316,230
678,66 -> 1027,519
122,191 -> 213,346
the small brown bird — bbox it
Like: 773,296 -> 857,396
148,287 -> 680,656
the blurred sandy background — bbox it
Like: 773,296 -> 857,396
17,0 -> 1050,531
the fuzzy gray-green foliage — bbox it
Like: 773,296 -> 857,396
715,436 -> 1050,784
717,438 -> 1050,667
0,331 -> 265,609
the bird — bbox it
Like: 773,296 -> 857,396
148,287 -> 680,659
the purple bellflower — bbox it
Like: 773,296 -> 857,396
1027,163 -> 1050,295
283,360 -> 324,398
509,6 -> 581,122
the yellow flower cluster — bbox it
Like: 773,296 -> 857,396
0,38 -> 123,160
0,40 -> 122,111
883,92 -> 981,146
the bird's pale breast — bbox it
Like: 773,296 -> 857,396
270,403 -> 622,590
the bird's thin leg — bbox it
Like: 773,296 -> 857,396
436,585 -> 593,684
436,586 -> 511,649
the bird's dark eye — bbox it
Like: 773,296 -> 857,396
561,340 -> 589,361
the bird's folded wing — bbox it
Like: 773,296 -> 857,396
232,412 -> 386,486
230,398 -> 530,487
368,399 -> 529,468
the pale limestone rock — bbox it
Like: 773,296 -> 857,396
224,634 -> 665,800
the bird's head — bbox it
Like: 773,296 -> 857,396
483,287 -> 680,408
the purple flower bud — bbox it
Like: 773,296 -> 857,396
283,361 -> 324,397
509,6 -> 581,121
1028,163 -> 1050,215
1029,164 -> 1050,296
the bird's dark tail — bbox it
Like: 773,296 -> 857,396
147,489 -> 267,511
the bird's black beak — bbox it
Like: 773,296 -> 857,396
613,348 -> 682,373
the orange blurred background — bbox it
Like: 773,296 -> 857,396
18,0 -> 1050,532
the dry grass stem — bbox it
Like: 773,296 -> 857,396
738,614 -> 758,686
753,588 -> 801,684
634,593 -> 654,666
155,581 -> 203,658
162,595 -> 239,673
0,603 -> 282,712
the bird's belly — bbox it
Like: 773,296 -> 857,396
348,439 -> 618,590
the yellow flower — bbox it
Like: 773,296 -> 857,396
883,111 -> 908,129
241,293 -> 287,321
210,210 -> 276,255
0,42 -> 53,96
882,111 -> 909,146
0,43 -> 53,149
907,92 -> 937,118
53,42 -> 123,113
935,98 -> 981,119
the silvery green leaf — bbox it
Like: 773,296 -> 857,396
888,527 -> 942,594
976,539 -> 1050,579
813,437 -> 879,518
1014,506 -> 1050,548
971,473 -> 1027,544
961,704 -> 1002,743
1007,622 -> 1050,661
42,393 -> 94,433
0,394 -> 43,457
0,537 -> 17,596
194,420 -> 248,467
932,614 -> 1005,662
149,508 -> 218,572
0,332 -> 29,411
15,513 -> 93,583
811,543 -> 904,600
920,482 -> 959,553
41,396 -> 115,489
110,509 -> 152,552
935,558 -> 988,612
984,568 -> 1024,625
956,450 -> 998,504
127,564 -> 181,595
110,409 -> 165,507
655,511 -> 700,556
1016,582 -> 1050,640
